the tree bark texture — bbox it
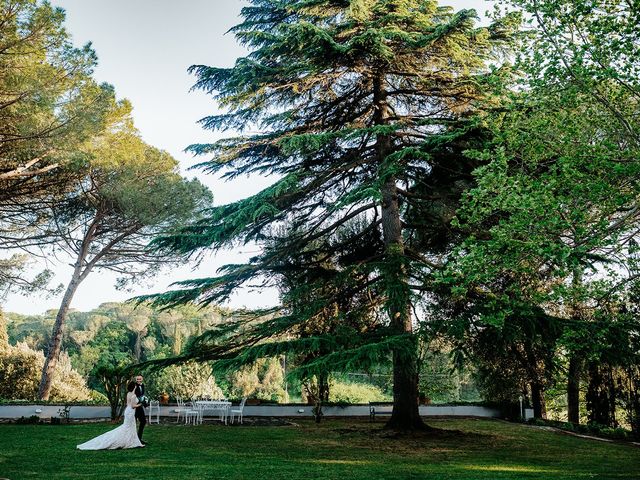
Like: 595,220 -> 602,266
567,355 -> 581,424
38,217 -> 100,400
531,382 -> 547,419
373,73 -> 424,430
38,271 -> 82,400
586,362 -> 612,427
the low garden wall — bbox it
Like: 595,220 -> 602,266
0,404 -> 534,420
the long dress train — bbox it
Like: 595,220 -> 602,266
77,404 -> 143,450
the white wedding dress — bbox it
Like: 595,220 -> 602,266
77,393 -> 143,450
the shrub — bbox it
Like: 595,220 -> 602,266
15,415 -> 41,424
0,342 -> 91,401
57,405 -> 71,423
328,381 -> 389,404
528,418 -> 637,441
87,389 -> 109,403
0,342 -> 41,399
227,358 -> 287,402
599,427 -> 629,440
90,354 -> 132,420
151,362 -> 224,400
49,352 -> 93,401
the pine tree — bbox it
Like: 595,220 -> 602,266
36,103 -> 213,400
148,0 -> 518,429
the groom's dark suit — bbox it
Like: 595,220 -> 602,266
134,383 -> 147,442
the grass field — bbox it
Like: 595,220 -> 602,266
0,417 -> 638,479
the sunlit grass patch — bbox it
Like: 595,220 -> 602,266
311,459 -> 374,465
463,464 -> 561,473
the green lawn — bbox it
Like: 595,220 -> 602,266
0,417 -> 638,480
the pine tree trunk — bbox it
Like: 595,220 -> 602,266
606,368 -> 617,428
372,73 -> 424,431
173,322 -> 182,355
134,332 -> 142,362
540,388 -> 547,419
567,355 -> 581,424
39,216 -> 100,400
630,367 -> 640,434
587,361 -> 610,426
318,373 -> 330,403
38,271 -> 82,400
531,382 -> 546,419
381,175 -> 423,430
568,269 -> 583,425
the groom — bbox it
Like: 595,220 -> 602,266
134,375 -> 148,445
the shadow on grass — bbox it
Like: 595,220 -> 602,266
331,420 -> 491,448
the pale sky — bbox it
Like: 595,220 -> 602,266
4,0 -> 492,315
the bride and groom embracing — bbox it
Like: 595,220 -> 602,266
77,375 -> 149,450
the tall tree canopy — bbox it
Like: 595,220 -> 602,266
0,0 -> 113,202
37,102 -> 213,400
0,0 -> 115,294
146,0 -> 519,429
433,0 -> 640,421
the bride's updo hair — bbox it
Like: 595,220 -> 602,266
127,381 -> 137,392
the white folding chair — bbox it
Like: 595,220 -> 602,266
174,396 -> 188,423
185,401 -> 202,425
230,397 -> 247,425
192,397 -> 204,424
148,400 -> 160,424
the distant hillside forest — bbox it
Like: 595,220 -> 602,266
0,303 -> 479,406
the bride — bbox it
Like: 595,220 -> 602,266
77,381 -> 145,450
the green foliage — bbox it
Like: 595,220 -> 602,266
4,302 -> 236,396
529,417 -> 638,442
4,310 -> 55,351
90,352 -> 133,420
424,0 -> 640,423
7,0 -> 640,429
227,358 -> 287,402
0,343 -> 42,400
0,255 -> 56,298
417,346 -> 479,404
0,0 -> 109,197
57,405 -> 71,424
144,2 -> 518,427
14,416 -> 41,425
328,380 -> 389,404
149,362 -> 223,401
0,1 -> 214,401
47,101 -> 214,290
0,0 -> 114,295
0,343 -> 91,401
445,0 -> 640,312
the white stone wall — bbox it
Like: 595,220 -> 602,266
0,404 -> 510,420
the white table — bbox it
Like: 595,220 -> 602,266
195,400 -> 232,424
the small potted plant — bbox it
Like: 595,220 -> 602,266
418,391 -> 430,405
159,392 -> 170,405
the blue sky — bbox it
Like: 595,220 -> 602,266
4,0 -> 491,315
